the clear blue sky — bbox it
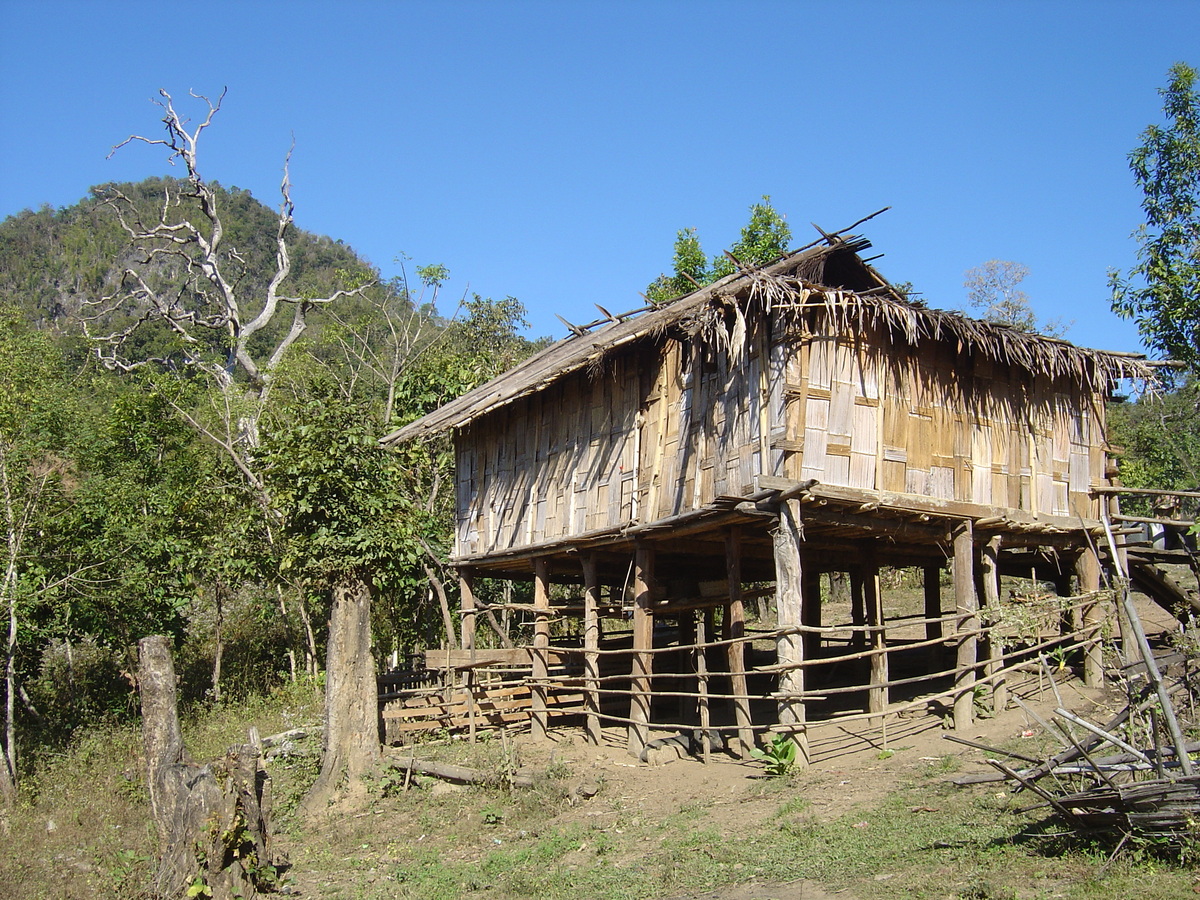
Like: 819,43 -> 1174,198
2,0 -> 1197,356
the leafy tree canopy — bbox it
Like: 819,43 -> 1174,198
1110,62 -> 1200,374
647,196 -> 792,304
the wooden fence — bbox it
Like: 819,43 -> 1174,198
379,590 -> 1111,759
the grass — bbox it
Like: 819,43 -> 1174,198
4,680 -> 1199,900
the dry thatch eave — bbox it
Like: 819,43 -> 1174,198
380,236 -> 1159,446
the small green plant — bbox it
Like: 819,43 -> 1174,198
1047,645 -> 1071,674
185,875 -> 213,898
480,805 -> 505,826
972,683 -> 994,719
750,733 -> 798,776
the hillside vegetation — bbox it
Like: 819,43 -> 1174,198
0,174 -> 541,803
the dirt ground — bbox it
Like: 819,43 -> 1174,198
506,677 -> 1110,900
279,594 -> 1184,900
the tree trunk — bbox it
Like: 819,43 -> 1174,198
301,573 -> 380,814
138,635 -> 274,900
212,583 -> 224,705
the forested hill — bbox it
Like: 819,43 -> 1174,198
0,168 -> 541,801
0,177 -> 369,330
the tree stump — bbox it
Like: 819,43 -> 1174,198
138,635 -> 275,899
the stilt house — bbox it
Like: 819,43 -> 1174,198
381,229 -> 1156,762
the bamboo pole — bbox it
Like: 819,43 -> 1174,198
953,521 -> 978,731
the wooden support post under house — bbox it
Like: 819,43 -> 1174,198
862,553 -> 887,718
581,553 -> 602,745
923,565 -> 943,674
1076,549 -> 1103,687
460,569 -> 478,743
773,499 -> 809,768
802,569 -> 822,663
696,610 -> 711,764
532,557 -> 550,739
953,521 -> 979,731
725,528 -> 754,758
979,535 -> 1006,714
628,543 -> 655,757
677,612 -> 696,724
460,568 -> 477,653
850,568 -> 867,648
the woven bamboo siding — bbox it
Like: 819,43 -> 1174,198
453,318 -> 1108,556
774,325 -> 1103,518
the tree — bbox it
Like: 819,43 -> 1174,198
88,89 -> 366,471
962,260 -> 1067,336
647,197 -> 792,303
1108,378 -> 1200,498
261,396 -> 404,811
0,308 -> 74,803
87,89 -> 389,798
1110,62 -> 1200,373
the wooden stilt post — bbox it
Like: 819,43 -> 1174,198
677,611 -> 696,724
725,528 -> 754,758
459,569 -> 478,744
460,568 -> 477,653
581,553 -> 602,745
979,534 -> 1006,714
532,557 -> 550,739
1076,549 -> 1103,687
863,552 -> 887,718
924,564 -> 943,674
628,543 -> 655,757
773,499 -> 809,769
802,569 -> 822,664
953,521 -> 978,731
850,568 -> 867,648
696,610 -> 711,764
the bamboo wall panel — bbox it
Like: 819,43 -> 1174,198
452,316 -> 1109,557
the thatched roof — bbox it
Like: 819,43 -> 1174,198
381,234 -> 1159,446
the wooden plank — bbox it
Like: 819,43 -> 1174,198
425,648 -> 531,670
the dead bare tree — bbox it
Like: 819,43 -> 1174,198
90,91 -> 388,802
89,88 -> 364,453
86,89 -> 368,677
